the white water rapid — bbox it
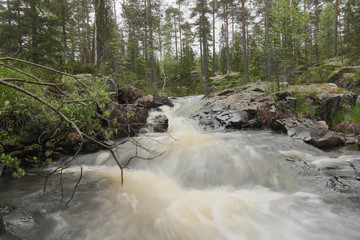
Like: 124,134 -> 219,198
1,96 -> 360,240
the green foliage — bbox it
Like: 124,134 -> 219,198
0,153 -> 25,178
344,0 -> 360,63
264,82 -> 288,93
291,64 -> 338,84
293,88 -> 317,118
319,3 -> 335,60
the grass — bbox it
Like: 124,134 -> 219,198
333,104 -> 360,125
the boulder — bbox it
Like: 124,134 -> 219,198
136,95 -> 156,108
1,206 -> 37,239
194,86 -> 286,130
285,83 -> 358,124
327,66 -> 360,93
136,93 -> 173,109
23,144 -> 42,156
154,93 -> 174,107
2,142 -> 24,153
116,85 -> 143,104
148,114 -> 169,133
108,102 -> 148,137
276,117 -> 345,148
344,134 -> 359,145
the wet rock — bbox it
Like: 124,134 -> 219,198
344,134 -> 359,145
116,85 -> 143,104
1,207 -> 37,239
148,114 -> 169,132
195,87 -> 286,130
276,117 -> 345,148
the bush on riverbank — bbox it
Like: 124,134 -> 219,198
0,63 -> 116,176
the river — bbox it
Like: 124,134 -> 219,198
1,96 -> 360,240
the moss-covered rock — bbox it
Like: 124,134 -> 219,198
327,66 -> 360,93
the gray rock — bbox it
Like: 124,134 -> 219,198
276,117 -> 345,148
2,208 -> 37,239
149,114 -> 169,133
195,88 -> 280,130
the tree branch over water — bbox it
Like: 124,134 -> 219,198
0,57 -> 161,206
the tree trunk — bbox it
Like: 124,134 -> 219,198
265,0 -> 271,82
304,0 -> 307,63
174,15 -> 178,59
212,0 -> 215,75
314,0 -> 320,62
334,0 -> 338,57
144,0 -> 149,82
241,0 -> 249,83
225,3 -> 230,81
61,0 -> 68,64
17,0 -> 22,53
201,11 -> 208,82
147,0 -> 157,90
200,30 -> 203,73
85,0 -> 90,64
30,0 -> 39,63
94,0 -> 105,66
178,3 -> 182,61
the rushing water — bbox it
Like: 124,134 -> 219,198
1,96 -> 360,240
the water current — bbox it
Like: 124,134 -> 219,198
1,96 -> 360,240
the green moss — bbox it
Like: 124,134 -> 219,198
291,64 -> 338,84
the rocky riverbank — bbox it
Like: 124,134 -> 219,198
0,85 -> 172,176
193,82 -> 359,149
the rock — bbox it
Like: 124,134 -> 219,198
116,85 -> 143,104
284,83 -> 358,125
344,134 -> 358,145
9,150 -> 23,158
3,142 -> 24,153
108,102 -> 148,137
148,114 -> 169,132
327,66 -> 360,92
136,93 -> 173,108
23,144 -> 42,156
44,141 -> 55,149
154,93 -> 173,107
276,117 -> 345,148
1,207 -> 37,239
136,95 -> 156,108
194,87 -> 285,130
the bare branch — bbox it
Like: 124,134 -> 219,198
0,63 -> 41,81
65,160 -> 83,207
0,57 -> 92,91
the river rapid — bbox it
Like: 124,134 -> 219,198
1,96 -> 360,240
